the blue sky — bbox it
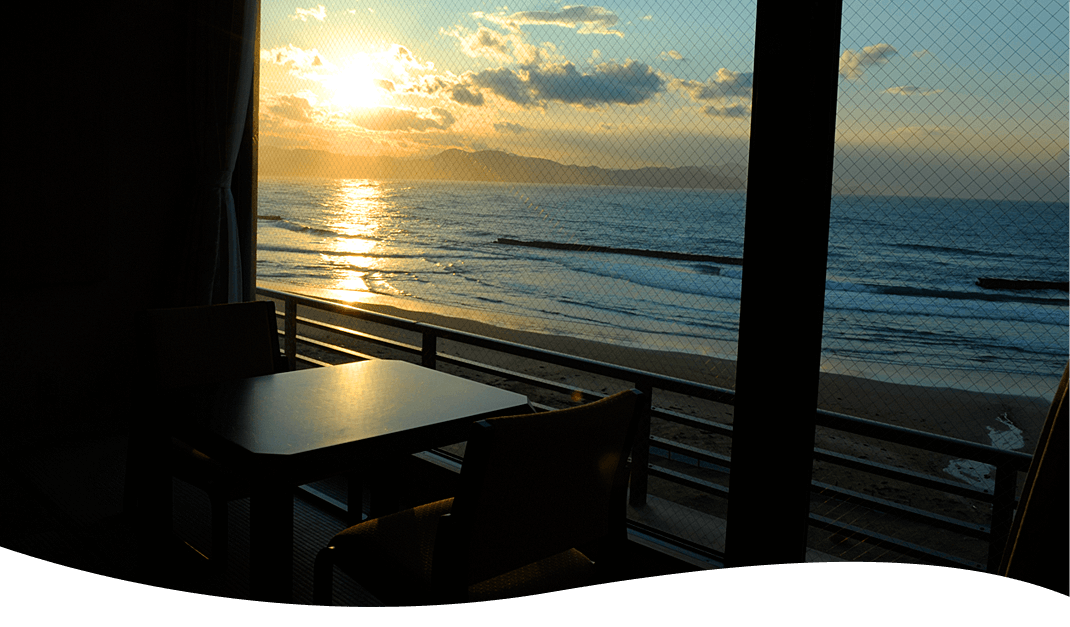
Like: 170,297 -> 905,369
258,2 -> 1068,200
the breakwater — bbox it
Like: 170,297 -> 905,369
976,278 -> 1069,292
495,238 -> 745,265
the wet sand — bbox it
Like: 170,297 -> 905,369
259,283 -> 1057,563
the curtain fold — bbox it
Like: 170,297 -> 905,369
183,0 -> 257,305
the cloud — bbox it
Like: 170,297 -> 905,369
660,50 -> 685,62
530,61 -> 666,107
513,40 -> 555,66
703,103 -> 750,118
675,69 -> 753,117
261,44 -> 327,72
477,5 -> 624,37
292,5 -> 327,22
381,45 -> 435,74
839,43 -> 898,79
494,122 -> 530,134
265,94 -> 319,123
450,25 -> 514,62
332,44 -> 441,97
885,85 -> 944,96
466,60 -> 665,109
468,67 -> 539,107
449,84 -> 485,106
404,74 -> 450,96
449,9 -> 608,66
676,68 -> 753,100
350,107 -> 456,132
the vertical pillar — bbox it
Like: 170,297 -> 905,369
421,331 -> 439,369
285,297 -> 297,370
725,0 -> 843,567
628,379 -> 653,507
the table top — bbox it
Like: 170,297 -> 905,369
183,360 -> 530,467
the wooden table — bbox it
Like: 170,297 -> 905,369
169,359 -> 530,602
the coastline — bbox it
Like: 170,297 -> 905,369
258,280 -> 1055,450
259,279 -> 1056,561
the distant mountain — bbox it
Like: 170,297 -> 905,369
260,146 -> 745,190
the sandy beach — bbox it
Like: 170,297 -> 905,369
258,283 -> 1058,564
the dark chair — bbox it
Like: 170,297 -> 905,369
133,300 -> 288,567
313,388 -> 643,606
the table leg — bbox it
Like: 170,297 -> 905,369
345,472 -> 365,526
126,427 -> 172,585
249,486 -> 294,603
367,456 -> 408,518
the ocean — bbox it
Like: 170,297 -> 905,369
256,177 -> 1068,397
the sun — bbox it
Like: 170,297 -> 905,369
324,53 -> 384,110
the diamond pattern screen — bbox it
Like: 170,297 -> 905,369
257,2 -> 1067,568
813,1 -> 1067,567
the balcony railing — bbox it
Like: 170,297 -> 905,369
256,286 -> 1033,572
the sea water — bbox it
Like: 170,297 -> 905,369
256,177 -> 1068,396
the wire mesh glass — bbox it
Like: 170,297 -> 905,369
815,0 -> 1067,567
256,1 -> 1067,568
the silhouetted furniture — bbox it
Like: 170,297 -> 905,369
131,300 -> 287,567
312,388 -> 643,606
162,359 -> 530,602
998,362 -> 1068,595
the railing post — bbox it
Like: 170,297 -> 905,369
986,460 -> 1017,573
629,379 -> 653,508
421,330 -> 438,369
285,297 -> 297,371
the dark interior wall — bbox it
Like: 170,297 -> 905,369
3,2 -> 198,443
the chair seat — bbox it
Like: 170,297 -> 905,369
314,389 -> 642,606
329,498 -> 595,605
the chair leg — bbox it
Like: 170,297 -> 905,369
346,472 -> 364,526
313,546 -> 335,605
210,495 -> 229,571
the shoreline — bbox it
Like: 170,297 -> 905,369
258,280 -> 1056,451
259,280 -> 1057,392
259,280 -> 1055,561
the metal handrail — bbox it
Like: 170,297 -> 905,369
256,286 -> 1033,571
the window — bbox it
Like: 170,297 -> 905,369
256,1 -> 1068,567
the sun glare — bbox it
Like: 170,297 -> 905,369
325,53 -> 383,110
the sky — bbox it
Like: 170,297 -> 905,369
258,1 -> 1069,200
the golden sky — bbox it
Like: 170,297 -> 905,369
258,2 -> 1069,200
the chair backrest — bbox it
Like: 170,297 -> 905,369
440,389 -> 642,588
144,300 -> 285,390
